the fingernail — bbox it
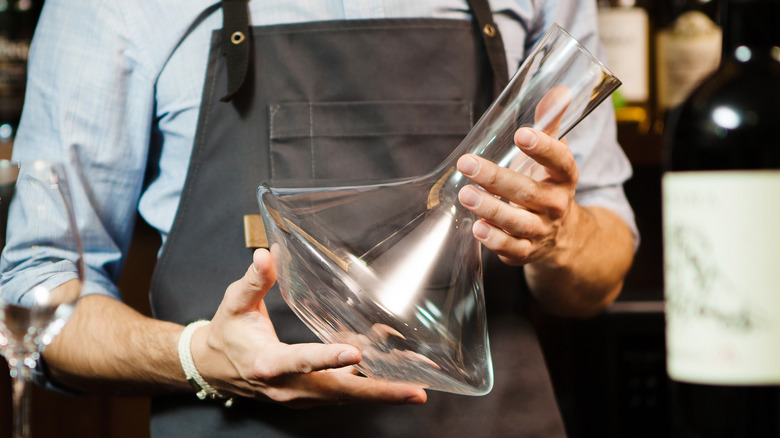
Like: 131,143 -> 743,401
404,396 -> 424,405
338,350 -> 360,365
516,128 -> 538,149
457,156 -> 479,177
458,187 -> 481,208
473,221 -> 491,241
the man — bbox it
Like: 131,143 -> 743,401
3,0 -> 636,436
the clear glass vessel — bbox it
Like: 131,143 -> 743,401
258,24 -> 620,395
0,159 -> 85,438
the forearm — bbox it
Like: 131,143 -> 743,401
42,294 -> 188,396
525,204 -> 634,318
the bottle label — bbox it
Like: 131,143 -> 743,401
0,35 -> 30,116
655,11 -> 721,111
598,7 -> 649,102
663,171 -> 780,385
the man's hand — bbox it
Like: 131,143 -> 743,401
454,86 -> 634,317
191,249 -> 428,408
456,127 -> 577,267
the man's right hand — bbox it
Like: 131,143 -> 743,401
190,248 -> 428,408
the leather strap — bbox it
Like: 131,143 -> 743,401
220,0 -> 251,102
468,0 -> 510,95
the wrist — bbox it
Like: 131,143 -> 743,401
178,320 -> 234,407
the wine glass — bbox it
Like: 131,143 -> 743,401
0,159 -> 85,438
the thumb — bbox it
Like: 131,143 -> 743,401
223,248 -> 278,314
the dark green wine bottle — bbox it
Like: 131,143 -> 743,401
663,0 -> 780,437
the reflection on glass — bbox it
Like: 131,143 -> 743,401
258,24 -> 620,395
0,160 -> 85,437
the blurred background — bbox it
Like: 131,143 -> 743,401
0,0 -> 722,436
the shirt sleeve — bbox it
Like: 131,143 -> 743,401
3,0 -> 157,301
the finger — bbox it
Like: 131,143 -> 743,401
287,372 -> 428,408
507,86 -> 570,176
458,154 -> 518,192
323,373 -> 428,406
458,155 -> 552,213
259,342 -> 363,378
533,85 -> 572,138
471,220 -> 533,265
319,364 -> 363,375
514,128 -> 577,184
223,248 -> 278,314
458,184 -> 546,236
250,344 -> 427,408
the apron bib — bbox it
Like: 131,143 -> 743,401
149,2 -> 566,436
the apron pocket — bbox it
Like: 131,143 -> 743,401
268,100 -> 473,182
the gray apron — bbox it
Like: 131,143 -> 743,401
149,1 -> 566,436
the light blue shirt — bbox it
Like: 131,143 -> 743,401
4,0 -> 636,301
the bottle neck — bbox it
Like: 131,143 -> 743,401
722,0 -> 780,57
656,0 -> 718,29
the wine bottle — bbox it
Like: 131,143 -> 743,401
597,0 -> 651,131
654,0 -> 721,133
662,0 -> 780,437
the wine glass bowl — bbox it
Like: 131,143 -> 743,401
0,280 -> 80,372
0,159 -> 84,437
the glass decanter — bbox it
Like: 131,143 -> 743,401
257,24 -> 620,396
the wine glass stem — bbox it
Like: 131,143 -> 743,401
11,365 -> 32,438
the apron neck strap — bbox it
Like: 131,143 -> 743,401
466,0 -> 510,95
220,0 -> 251,102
